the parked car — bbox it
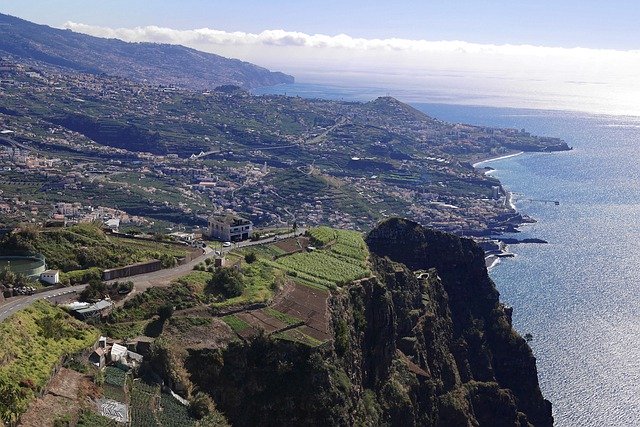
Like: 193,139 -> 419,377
222,241 -> 232,247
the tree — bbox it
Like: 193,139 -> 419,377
0,266 -> 17,287
79,279 -> 107,302
159,253 -> 177,268
207,267 -> 244,298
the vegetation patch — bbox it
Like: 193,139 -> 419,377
0,301 -> 98,424
174,270 -> 214,294
158,392 -> 196,427
273,328 -> 324,347
274,251 -> 369,286
307,226 -> 337,247
100,320 -> 148,340
222,315 -> 251,333
104,366 -> 128,388
263,308 -> 302,326
0,223 -> 190,274
108,283 -> 198,323
208,259 -> 283,309
130,379 -> 159,427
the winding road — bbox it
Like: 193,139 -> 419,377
0,231 -> 305,323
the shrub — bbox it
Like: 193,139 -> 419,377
207,267 -> 244,298
117,281 -> 133,294
189,392 -> 214,419
79,279 -> 107,302
157,303 -> 174,320
244,252 -> 257,264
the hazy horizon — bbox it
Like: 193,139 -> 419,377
4,1 -> 640,115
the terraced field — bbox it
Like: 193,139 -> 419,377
219,227 -> 368,347
270,227 -> 370,288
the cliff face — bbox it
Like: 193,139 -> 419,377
174,219 -> 551,426
363,218 -> 552,426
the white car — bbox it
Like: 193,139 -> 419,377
222,241 -> 232,247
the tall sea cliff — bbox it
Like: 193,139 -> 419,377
152,218 -> 551,426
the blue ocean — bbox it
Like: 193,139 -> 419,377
257,83 -> 640,426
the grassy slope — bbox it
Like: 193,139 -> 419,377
0,300 -> 99,419
0,223 -> 189,274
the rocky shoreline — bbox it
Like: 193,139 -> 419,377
471,151 -> 562,268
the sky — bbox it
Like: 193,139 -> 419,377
2,1 -> 640,115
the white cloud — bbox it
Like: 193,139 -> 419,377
63,21 -> 640,115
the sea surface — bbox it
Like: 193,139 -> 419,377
257,83 -> 640,426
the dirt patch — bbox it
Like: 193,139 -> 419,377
20,368 -> 96,427
236,311 -> 286,333
163,317 -> 236,350
274,237 -> 309,254
272,282 -> 330,341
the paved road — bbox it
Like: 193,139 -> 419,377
0,285 -> 85,322
0,231 -> 305,322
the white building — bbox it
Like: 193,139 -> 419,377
110,342 -> 143,368
104,218 -> 120,232
40,269 -> 59,285
207,214 -> 253,242
169,231 -> 195,242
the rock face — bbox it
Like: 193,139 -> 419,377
176,218 -> 552,426
364,218 -> 552,426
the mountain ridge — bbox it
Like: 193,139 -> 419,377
0,13 -> 294,89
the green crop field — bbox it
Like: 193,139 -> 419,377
222,315 -> 250,333
308,226 -> 337,246
130,380 -> 159,427
158,393 -> 195,427
274,251 -> 369,285
224,227 -> 371,291
104,366 -> 128,388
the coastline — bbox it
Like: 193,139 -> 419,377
472,151 -> 524,168
485,254 -> 501,270
473,152 -> 524,269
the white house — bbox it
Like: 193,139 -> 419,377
207,214 -> 253,242
110,342 -> 143,368
110,343 -> 128,364
104,218 -> 120,232
40,269 -> 59,285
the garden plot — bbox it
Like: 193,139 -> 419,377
233,310 -> 285,334
273,236 -> 309,254
271,282 -> 331,342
